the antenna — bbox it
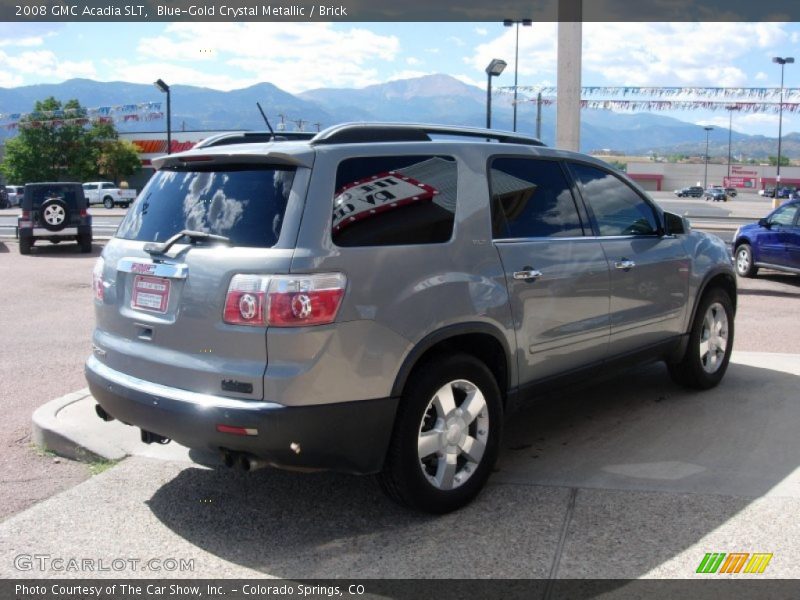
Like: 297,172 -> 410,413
256,102 -> 275,136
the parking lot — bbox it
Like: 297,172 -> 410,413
1,230 -> 799,579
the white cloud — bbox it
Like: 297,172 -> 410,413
0,50 -> 95,80
406,57 -> 422,66
467,23 -> 558,84
136,23 -> 400,92
387,70 -> 431,82
755,71 -> 769,81
0,69 -> 23,87
0,36 -> 45,48
582,22 -> 790,87
447,36 -> 466,47
736,112 -> 780,129
452,74 -> 485,89
99,59 -> 256,91
475,27 -> 488,36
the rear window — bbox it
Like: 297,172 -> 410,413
116,166 -> 296,248
24,184 -> 85,208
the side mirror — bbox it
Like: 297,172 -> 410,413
758,218 -> 770,229
664,211 -> 688,235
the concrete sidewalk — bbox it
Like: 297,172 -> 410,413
11,351 -> 800,579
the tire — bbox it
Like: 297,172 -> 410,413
735,244 -> 758,278
19,236 -> 32,255
378,353 -> 503,514
40,198 -> 68,231
668,288 -> 735,390
121,202 -> 130,209
103,196 -> 114,209
79,232 -> 92,253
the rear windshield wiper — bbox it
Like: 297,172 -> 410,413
144,230 -> 231,255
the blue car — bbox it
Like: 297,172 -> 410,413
733,199 -> 800,278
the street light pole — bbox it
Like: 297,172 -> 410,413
703,126 -> 713,189
485,59 -> 507,129
503,19 -> 532,132
773,56 -> 794,191
153,78 -> 171,154
726,105 -> 741,183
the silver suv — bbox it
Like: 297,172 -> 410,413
86,123 -> 736,513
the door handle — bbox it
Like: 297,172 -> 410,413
513,268 -> 543,281
614,259 -> 636,271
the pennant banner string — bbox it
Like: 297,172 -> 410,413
499,86 -> 800,100
0,101 -> 163,129
512,98 -> 800,113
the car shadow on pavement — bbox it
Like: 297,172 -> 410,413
145,360 -> 800,579
0,241 -> 8,253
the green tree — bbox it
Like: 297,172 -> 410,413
767,155 -> 791,167
97,139 -> 142,184
1,96 -> 138,183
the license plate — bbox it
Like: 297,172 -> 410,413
131,275 -> 170,313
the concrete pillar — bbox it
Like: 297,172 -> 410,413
556,0 -> 582,151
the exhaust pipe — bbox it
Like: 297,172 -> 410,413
221,450 -> 237,468
140,429 -> 171,445
238,454 -> 269,472
95,404 -> 114,422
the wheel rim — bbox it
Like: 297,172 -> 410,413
699,302 -> 729,374
43,205 -> 65,225
417,379 -> 489,491
736,248 -> 750,274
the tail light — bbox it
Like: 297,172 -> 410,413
92,258 -> 105,301
223,275 -> 268,326
21,209 -> 30,219
223,273 -> 346,327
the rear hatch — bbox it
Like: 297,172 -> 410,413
92,157 -> 308,401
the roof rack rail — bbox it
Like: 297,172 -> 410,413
195,130 -> 316,148
310,123 -> 545,146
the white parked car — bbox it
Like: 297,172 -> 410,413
6,185 -> 24,207
82,182 -> 137,209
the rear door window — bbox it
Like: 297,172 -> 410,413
116,166 -> 296,248
489,157 -> 585,239
332,155 -> 457,247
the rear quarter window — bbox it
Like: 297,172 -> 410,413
116,165 -> 296,248
332,155 -> 457,247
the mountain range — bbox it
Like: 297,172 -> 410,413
0,74 -> 796,158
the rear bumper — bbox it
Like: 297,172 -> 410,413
85,355 -> 398,474
19,223 -> 91,240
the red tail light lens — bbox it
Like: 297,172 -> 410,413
22,210 -> 30,219
223,275 -> 268,326
223,273 -> 346,327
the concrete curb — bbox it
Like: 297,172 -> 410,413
31,388 -> 127,463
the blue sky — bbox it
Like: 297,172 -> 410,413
1,21 -> 799,137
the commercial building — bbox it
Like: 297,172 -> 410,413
626,161 -> 800,193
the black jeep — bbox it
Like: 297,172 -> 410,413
18,182 -> 92,254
